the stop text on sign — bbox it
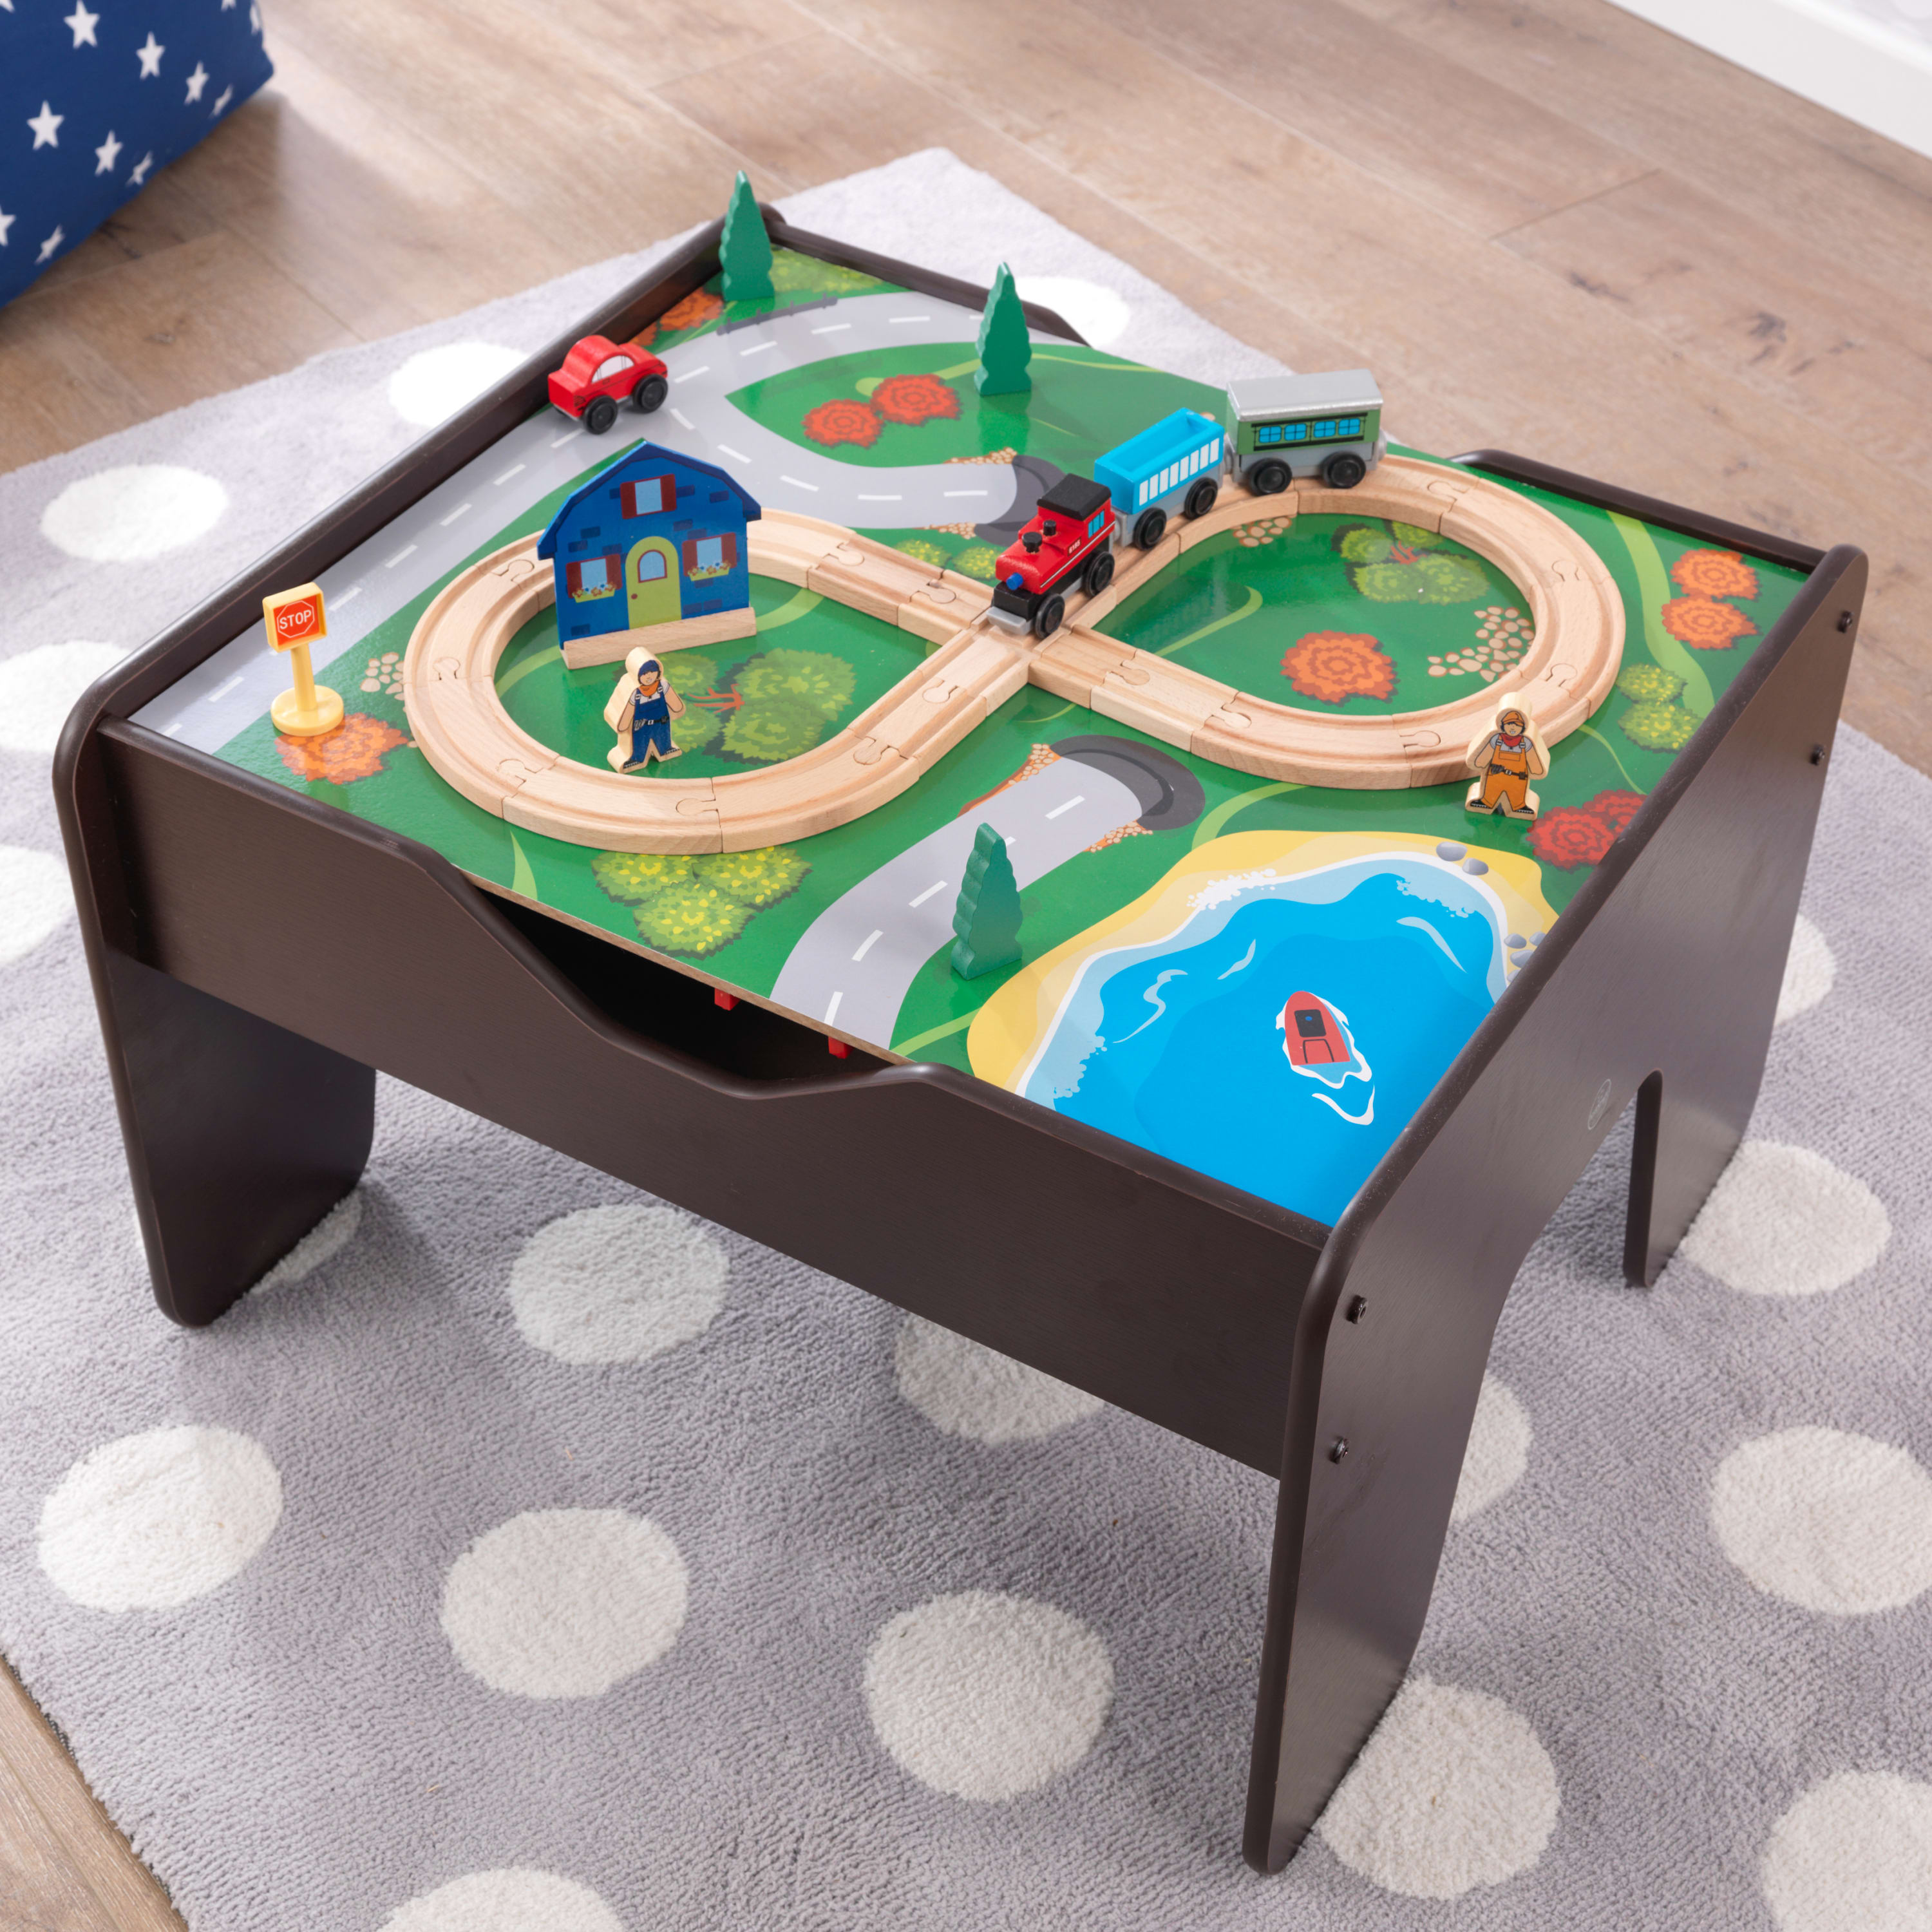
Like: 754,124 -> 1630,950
263,583 -> 327,652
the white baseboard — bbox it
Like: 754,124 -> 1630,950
1604,0 -> 1932,162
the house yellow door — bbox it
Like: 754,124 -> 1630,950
626,538 -> 681,629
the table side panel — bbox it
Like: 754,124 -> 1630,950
95,727 -> 1320,1473
1245,545 -> 1866,1868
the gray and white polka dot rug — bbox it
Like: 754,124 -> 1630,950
4,152 -> 1931,1932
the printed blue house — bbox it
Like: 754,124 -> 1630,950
538,443 -> 761,649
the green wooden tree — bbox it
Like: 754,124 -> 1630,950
720,170 -> 773,303
974,262 -> 1032,397
951,824 -> 1023,980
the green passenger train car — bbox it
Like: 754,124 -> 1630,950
1226,370 -> 1386,495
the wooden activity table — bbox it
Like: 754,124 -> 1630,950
55,213 -> 1866,1870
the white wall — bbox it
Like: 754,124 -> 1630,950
1605,0 -> 1932,160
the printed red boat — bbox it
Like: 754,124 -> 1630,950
1278,990 -> 1348,1067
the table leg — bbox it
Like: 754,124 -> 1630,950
106,951 -> 374,1326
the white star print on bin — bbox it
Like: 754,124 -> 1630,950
37,227 -> 64,263
136,32 -> 164,77
0,207 -> 14,247
27,102 -> 64,149
62,3 -> 99,47
184,62 -> 209,104
93,131 -> 121,175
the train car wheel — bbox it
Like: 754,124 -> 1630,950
1032,593 -> 1066,639
1323,452 -> 1367,489
1132,507 -> 1168,549
1185,477 -> 1219,520
1250,460 -> 1290,495
1083,549 -> 1115,597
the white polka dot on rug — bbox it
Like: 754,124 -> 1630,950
1450,1374 -> 1531,1524
894,1314 -> 1101,1444
1316,1674 -> 1559,1898
255,1190 -> 363,1292
1776,913 -> 1835,1025
440,1508 -> 687,1697
1013,275 -> 1131,347
1680,1140 -> 1888,1296
41,465 -> 228,561
388,341 -> 526,428
379,1866 -> 625,1932
1710,1426 -> 1932,1615
509,1203 -> 726,1365
37,1425 -> 283,1612
1761,1770 -> 1932,1932
863,1589 -> 1113,1802
0,846 -> 72,966
0,641 -> 128,754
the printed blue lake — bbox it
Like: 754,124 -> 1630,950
1022,862 -> 1508,1226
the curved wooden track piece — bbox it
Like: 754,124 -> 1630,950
1036,453 -> 1625,790
403,461 -> 1624,851
402,515 -> 1016,855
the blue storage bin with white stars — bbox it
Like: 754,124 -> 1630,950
1,0 -> 272,307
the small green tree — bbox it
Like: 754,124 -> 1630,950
951,824 -> 1022,979
974,262 -> 1031,397
721,171 -> 773,303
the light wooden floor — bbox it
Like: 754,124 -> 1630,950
4,0 -> 1928,1920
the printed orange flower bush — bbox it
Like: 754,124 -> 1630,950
1671,549 -> 1759,601
1662,594 -> 1757,651
870,374 -> 960,426
1528,789 -> 1647,871
804,399 -> 883,448
1280,630 -> 1396,705
659,289 -> 723,334
276,715 -> 407,784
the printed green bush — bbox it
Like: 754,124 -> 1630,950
591,851 -> 697,903
1621,699 -> 1697,752
630,887 -> 753,956
1615,663 -> 1685,703
592,844 -> 811,957
1390,520 -> 1443,549
736,648 -> 857,716
659,652 -> 722,752
705,846 -> 811,908
1351,553 -> 1488,604
952,543 -> 999,581
893,538 -> 951,569
1338,525 -> 1397,565
770,252 -> 884,297
724,690 -> 833,761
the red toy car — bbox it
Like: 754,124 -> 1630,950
547,335 -> 670,435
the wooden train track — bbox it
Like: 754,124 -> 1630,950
401,457 -> 1623,853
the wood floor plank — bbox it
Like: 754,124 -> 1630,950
0,220 -> 357,472
0,1662 -> 184,1932
166,52 -> 581,343
1501,167 -> 1932,493
1361,0 -> 1932,306
654,29 -> 980,189
263,0 -> 777,261
1086,0 -> 1654,238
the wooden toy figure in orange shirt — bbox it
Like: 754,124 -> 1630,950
1464,697 -> 1548,823
603,649 -> 686,772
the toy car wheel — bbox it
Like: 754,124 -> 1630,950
1184,477 -> 1219,520
1323,452 -> 1367,489
1250,460 -> 1291,495
1132,507 -> 1168,549
633,375 -> 669,414
583,396 -> 620,435
1083,549 -> 1115,598
1032,593 -> 1066,640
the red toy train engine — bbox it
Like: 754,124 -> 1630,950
989,475 -> 1119,639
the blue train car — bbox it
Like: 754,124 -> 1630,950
1094,408 -> 1227,547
